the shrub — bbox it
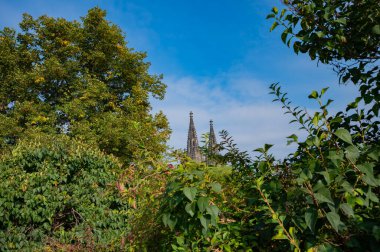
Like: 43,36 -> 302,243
0,135 -> 129,250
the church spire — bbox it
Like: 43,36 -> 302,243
207,120 -> 218,165
187,112 -> 202,162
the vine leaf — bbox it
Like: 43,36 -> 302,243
326,212 -> 345,232
334,128 -> 353,145
183,187 -> 197,202
314,187 -> 334,204
185,202 -> 195,217
197,197 -> 209,212
305,208 -> 317,233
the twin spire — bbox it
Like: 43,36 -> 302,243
186,111 -> 218,163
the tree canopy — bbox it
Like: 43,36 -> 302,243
0,7 -> 170,161
268,0 -> 380,114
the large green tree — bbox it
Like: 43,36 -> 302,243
0,8 -> 170,162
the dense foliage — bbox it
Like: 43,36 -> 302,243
0,135 -> 129,250
0,1 -> 379,251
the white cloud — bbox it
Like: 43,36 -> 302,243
151,71 -> 308,159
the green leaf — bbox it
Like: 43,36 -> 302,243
308,90 -> 318,99
197,197 -> 209,212
183,187 -> 197,202
305,208 -> 317,232
272,229 -> 287,240
334,128 -> 352,145
281,31 -> 288,44
326,211 -> 344,232
366,188 -> 379,203
185,202 -> 195,217
335,18 -> 346,24
314,187 -> 334,204
372,25 -> 380,35
270,21 -> 279,32
210,182 -> 222,193
272,7 -> 278,14
357,163 -> 374,175
206,205 -> 220,217
320,87 -> 329,96
199,214 -> 208,229
362,175 -> 380,187
340,203 -> 354,218
264,144 -> 273,152
345,145 -> 359,163
312,113 -> 320,127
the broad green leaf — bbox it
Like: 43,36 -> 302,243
199,214 -> 208,229
183,187 -> 197,202
357,163 -> 374,175
314,187 -> 334,205
340,203 -> 354,218
362,175 -> 380,187
305,208 -> 317,232
210,182 -> 222,193
197,197 -> 209,212
366,188 -> 379,203
326,211 -> 344,232
185,202 -> 195,217
345,145 -> 359,163
206,205 -> 220,217
334,128 -> 352,145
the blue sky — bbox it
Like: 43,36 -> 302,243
0,0 -> 357,157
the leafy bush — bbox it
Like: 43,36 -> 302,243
0,135 -> 129,250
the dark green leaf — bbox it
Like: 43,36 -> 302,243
305,208 -> 317,232
185,202 -> 195,217
197,197 -> 209,212
326,211 -> 345,232
314,187 -> 334,204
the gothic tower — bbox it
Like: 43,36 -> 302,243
207,120 -> 218,165
186,111 -> 202,162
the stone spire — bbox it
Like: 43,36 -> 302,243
186,111 -> 202,162
207,120 -> 218,165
